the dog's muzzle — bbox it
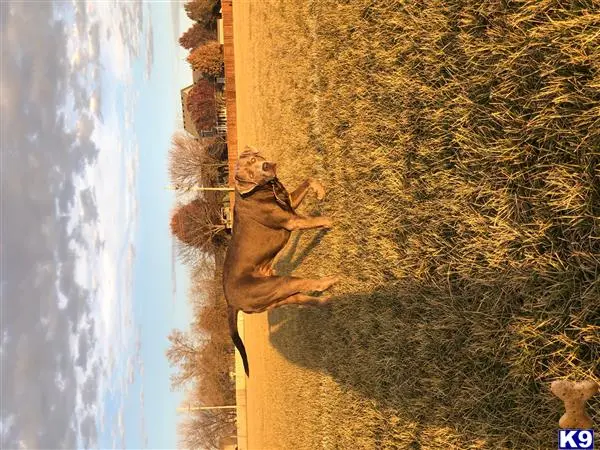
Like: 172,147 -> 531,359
262,161 -> 276,172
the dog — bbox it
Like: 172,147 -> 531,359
222,146 -> 339,376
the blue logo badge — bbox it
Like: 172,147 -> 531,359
558,429 -> 594,449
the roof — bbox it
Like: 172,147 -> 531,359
180,85 -> 199,138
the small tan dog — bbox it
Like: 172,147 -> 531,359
222,146 -> 339,376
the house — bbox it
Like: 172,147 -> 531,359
180,85 -> 200,138
181,81 -> 223,138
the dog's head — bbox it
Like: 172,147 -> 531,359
234,145 -> 278,194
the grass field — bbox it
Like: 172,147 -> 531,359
232,1 -> 600,448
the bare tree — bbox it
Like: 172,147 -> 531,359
193,294 -> 229,343
168,131 -> 231,267
166,329 -> 205,390
197,340 -> 235,401
168,131 -> 226,190
177,406 -> 236,450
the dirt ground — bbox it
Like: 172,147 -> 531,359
232,3 -> 312,450
231,2 -> 268,448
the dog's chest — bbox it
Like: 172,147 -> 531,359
256,226 -> 290,259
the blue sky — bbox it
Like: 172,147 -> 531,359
1,1 -> 199,448
121,4 -> 196,448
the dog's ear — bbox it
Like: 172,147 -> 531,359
234,175 -> 257,195
240,145 -> 261,160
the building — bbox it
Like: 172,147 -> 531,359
181,82 -> 227,138
180,85 -> 200,138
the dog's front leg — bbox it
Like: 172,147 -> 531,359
256,203 -> 332,231
290,178 -> 326,209
284,214 -> 332,231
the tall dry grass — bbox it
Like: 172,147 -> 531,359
236,0 -> 599,448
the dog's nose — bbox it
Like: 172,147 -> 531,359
263,162 -> 276,172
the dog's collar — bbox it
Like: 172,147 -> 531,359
269,179 -> 292,210
238,179 -> 271,198
239,178 -> 293,210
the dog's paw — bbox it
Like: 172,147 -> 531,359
316,275 -> 340,291
316,294 -> 332,305
321,216 -> 333,229
310,179 -> 326,200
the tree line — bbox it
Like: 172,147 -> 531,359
166,1 -> 237,448
180,0 -> 226,134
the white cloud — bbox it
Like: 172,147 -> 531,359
88,38 -> 97,59
70,49 -> 82,68
0,76 -> 13,116
127,357 -> 136,385
1,327 -> 10,353
55,371 -> 67,392
33,2 -> 144,447
58,59 -> 138,450
89,95 -> 99,115
139,387 -> 148,448
91,1 -> 145,85
2,1 -> 146,447
144,17 -> 154,81
57,286 -> 69,310
117,402 -> 126,448
1,415 -> 16,441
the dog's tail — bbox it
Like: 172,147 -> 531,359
227,305 -> 249,377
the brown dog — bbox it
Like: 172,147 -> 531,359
223,146 -> 339,376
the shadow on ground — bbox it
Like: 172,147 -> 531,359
265,233 -> 599,448
272,228 -> 328,276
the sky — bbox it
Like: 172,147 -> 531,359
1,1 -> 198,448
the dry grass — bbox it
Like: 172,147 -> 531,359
233,0 -> 600,448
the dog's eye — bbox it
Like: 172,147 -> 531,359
250,158 -> 256,163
